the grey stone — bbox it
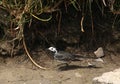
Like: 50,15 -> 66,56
93,68 -> 120,84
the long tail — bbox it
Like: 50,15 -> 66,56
73,54 -> 104,63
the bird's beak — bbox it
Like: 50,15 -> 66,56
45,48 -> 49,51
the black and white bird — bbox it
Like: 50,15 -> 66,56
48,47 -> 104,67
48,47 -> 79,66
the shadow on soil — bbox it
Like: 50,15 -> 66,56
58,65 -> 102,71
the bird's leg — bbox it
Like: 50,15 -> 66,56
53,63 -> 66,70
55,61 -> 69,67
65,63 -> 69,66
56,63 -> 68,71
65,61 -> 71,67
56,62 -> 71,71
56,63 -> 67,67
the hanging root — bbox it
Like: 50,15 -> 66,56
23,37 -> 46,70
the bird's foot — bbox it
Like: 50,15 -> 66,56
54,63 -> 69,71
56,63 -> 68,67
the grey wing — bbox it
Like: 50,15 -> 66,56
54,52 -> 74,61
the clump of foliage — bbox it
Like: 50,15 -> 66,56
0,0 -> 118,37
0,0 -> 119,54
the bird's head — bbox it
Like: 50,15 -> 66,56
48,47 -> 57,53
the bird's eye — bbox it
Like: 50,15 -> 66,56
51,48 -> 54,51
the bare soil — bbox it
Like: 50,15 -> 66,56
0,50 -> 120,84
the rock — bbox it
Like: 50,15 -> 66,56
93,68 -> 120,84
94,47 -> 104,58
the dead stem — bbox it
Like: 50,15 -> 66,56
23,37 -> 46,70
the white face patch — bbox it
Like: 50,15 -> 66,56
48,47 -> 57,52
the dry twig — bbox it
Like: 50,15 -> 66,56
23,37 -> 46,70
